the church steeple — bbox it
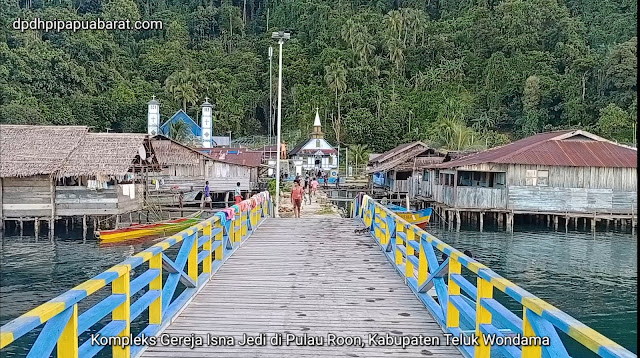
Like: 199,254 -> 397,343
310,107 -> 323,139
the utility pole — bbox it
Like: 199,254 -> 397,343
272,31 -> 291,217
268,46 -> 273,146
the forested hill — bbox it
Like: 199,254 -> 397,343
0,0 -> 636,152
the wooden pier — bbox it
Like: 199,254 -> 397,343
1,192 -> 635,358
141,217 -> 461,357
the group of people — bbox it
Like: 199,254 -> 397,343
201,181 -> 244,209
290,174 -> 319,218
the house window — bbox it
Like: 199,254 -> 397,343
494,172 -> 506,187
423,170 -> 429,181
525,170 -> 537,186
328,156 -> 333,165
537,170 -> 549,186
316,139 -> 320,147
525,169 -> 549,186
307,157 -> 313,165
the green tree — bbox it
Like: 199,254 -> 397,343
324,61 -> 347,148
165,69 -> 200,112
597,103 -> 635,144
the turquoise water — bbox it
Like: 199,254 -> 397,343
0,222 -> 636,356
427,223 -> 637,356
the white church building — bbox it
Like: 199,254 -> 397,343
288,108 -> 338,174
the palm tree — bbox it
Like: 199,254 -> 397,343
168,119 -> 193,145
165,69 -> 200,112
434,118 -> 484,151
387,38 -> 405,74
385,10 -> 403,41
348,144 -> 370,175
341,19 -> 358,51
324,61 -> 347,150
354,30 -> 375,66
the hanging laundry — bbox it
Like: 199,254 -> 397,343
129,184 -> 135,199
122,184 -> 129,196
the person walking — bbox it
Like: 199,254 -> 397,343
291,179 -> 304,218
203,181 -> 212,209
305,176 -> 312,205
311,177 -> 319,201
335,173 -> 340,189
234,182 -> 243,204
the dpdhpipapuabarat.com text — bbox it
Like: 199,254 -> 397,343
91,332 -> 550,349
12,17 -> 163,32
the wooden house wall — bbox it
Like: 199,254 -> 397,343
456,187 -> 507,209
456,163 -> 637,191
1,176 -> 53,218
507,186 -> 636,213
206,162 -> 251,191
429,164 -> 637,214
117,184 -> 144,213
154,164 -> 206,191
55,185 -> 143,216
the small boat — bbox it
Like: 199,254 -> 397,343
97,212 -> 202,243
386,204 -> 432,229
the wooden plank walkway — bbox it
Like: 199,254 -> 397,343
141,217 -> 462,357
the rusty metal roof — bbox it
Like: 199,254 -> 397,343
435,130 -> 637,169
198,148 -> 263,167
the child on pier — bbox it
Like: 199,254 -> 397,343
291,179 -> 304,218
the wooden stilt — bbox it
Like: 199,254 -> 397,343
49,219 -> 54,238
19,218 -> 23,236
583,217 -> 587,230
455,211 -> 461,232
35,218 -> 40,238
553,216 -> 558,231
591,217 -> 597,234
564,216 -> 569,233
115,215 -> 121,229
82,215 -> 87,239
479,212 -> 484,232
573,217 -> 578,230
129,212 -> 133,224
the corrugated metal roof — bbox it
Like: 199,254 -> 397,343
435,130 -> 637,169
198,148 -> 262,167
369,142 -> 424,164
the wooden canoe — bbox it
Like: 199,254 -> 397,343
97,212 -> 202,243
386,204 -> 432,229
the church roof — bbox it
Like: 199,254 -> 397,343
288,139 -> 337,156
160,109 -> 202,137
313,108 -> 321,127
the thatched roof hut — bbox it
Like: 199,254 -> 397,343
0,125 -> 89,178
59,133 -> 156,178
0,125 -> 158,179
151,135 -> 204,166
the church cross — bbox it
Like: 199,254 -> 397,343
205,96 -> 210,102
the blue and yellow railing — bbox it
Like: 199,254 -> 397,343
0,191 -> 272,358
354,194 -> 636,358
